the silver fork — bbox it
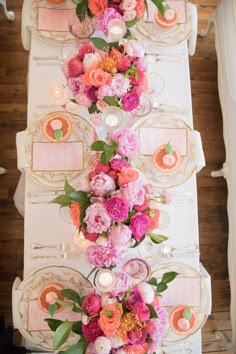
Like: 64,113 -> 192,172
31,242 -> 75,251
146,54 -> 184,64
31,250 -> 79,260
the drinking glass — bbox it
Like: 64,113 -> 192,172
68,15 -> 95,43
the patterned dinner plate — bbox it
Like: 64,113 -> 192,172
131,113 -> 198,188
24,111 -> 95,189
151,262 -> 210,344
17,265 -> 93,351
131,1 -> 193,47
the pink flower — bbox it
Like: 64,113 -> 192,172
132,302 -> 150,321
82,292 -> 101,315
105,196 -> 129,222
116,55 -> 132,72
94,336 -> 111,354
82,317 -> 103,342
146,307 -> 168,346
109,271 -> 132,299
109,128 -> 139,158
95,8 -> 123,36
89,112 -> 103,126
97,85 -> 114,100
108,224 -> 132,250
95,161 -> 111,174
84,202 -> 112,233
96,100 -> 109,111
122,0 -> 136,11
78,43 -> 94,60
130,212 -> 150,241
133,57 -> 148,71
86,86 -> 98,102
110,158 -> 132,172
133,197 -> 148,211
120,182 -> 146,208
110,74 -> 130,98
75,92 -> 93,108
86,243 -> 123,268
125,40 -> 145,58
62,57 -> 84,79
67,76 -> 85,95
83,52 -> 101,71
136,282 -> 155,304
125,288 -> 143,310
90,172 -> 116,197
84,231 -> 99,242
121,92 -> 140,112
123,9 -> 137,21
128,327 -> 147,345
135,0 -> 146,18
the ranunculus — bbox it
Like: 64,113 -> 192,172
75,92 -> 93,108
109,128 -> 139,158
62,57 -> 84,79
83,52 -> 101,71
105,196 -> 129,222
108,224 -> 132,250
136,282 -> 155,304
132,302 -> 150,321
90,172 -> 116,197
95,161 -> 111,174
125,40 -> 145,58
110,158 -> 132,172
82,317 -> 103,342
82,292 -> 102,315
78,43 -> 94,60
121,92 -> 140,112
118,167 -> 140,186
67,76 -> 85,96
147,208 -> 160,229
84,202 -> 112,233
130,212 -> 150,241
70,201 -> 81,228
83,67 -> 112,88
128,327 -> 147,345
94,336 -> 112,354
88,0 -> 108,16
98,304 -> 123,337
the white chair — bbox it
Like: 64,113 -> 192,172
0,167 -> 6,174
13,172 -> 25,217
188,2 -> 198,56
0,0 -> 15,21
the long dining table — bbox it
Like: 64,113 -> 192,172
13,1 -> 211,353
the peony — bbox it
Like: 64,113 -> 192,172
70,201 -> 81,228
98,303 -> 123,337
108,224 -> 132,250
146,307 -> 168,346
82,292 -> 101,315
95,161 -> 111,174
82,317 -> 103,342
110,158 -> 132,172
75,92 -> 93,108
83,67 -> 112,88
83,52 -> 101,71
88,0 -> 108,16
121,91 -> 140,112
131,302 -> 150,321
109,128 -> 139,158
125,40 -> 145,58
67,76 -> 85,96
62,57 -> 84,79
90,172 -> 116,197
110,74 -> 130,98
86,243 -> 123,268
84,202 -> 112,233
105,196 -> 129,222
120,182 -> 146,208
136,282 -> 155,304
109,271 -> 132,299
97,84 -> 114,100
95,8 -> 123,36
94,336 -> 112,354
130,212 -> 150,241
128,327 -> 147,345
125,288 -> 143,309
118,167 -> 140,186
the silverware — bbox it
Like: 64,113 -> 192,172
33,55 -> 62,61
31,242 -> 75,251
31,251 -> 79,260
146,55 -> 184,64
146,51 -> 185,58
153,102 -> 190,115
35,62 -> 62,66
28,190 -> 64,197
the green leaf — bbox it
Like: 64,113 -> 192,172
150,0 -> 165,16
56,299 -> 74,307
101,151 -> 109,165
44,318 -> 63,331
161,271 -> 179,284
54,129 -> 63,141
146,304 -> 158,318
103,144 -> 116,162
148,277 -> 158,286
72,321 -> 83,335
91,140 -> 106,151
183,307 -> 192,320
80,207 -> 87,228
108,41 -> 119,50
50,195 -> 71,207
53,321 -> 73,350
76,1 -> 88,22
155,282 -> 168,293
68,191 -> 89,207
61,289 -> 81,303
103,96 -> 119,107
72,303 -> 85,313
125,17 -> 139,28
90,37 -> 109,51
63,337 -> 88,354
165,142 -> 173,155
148,232 -> 168,244
131,239 -> 142,248
73,0 -> 85,4
123,29 -> 133,39
144,0 -> 149,19
48,303 -> 57,317
64,179 -> 75,195
88,102 -> 99,114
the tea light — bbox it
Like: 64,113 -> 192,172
48,81 -> 67,105
108,19 -> 127,41
95,269 -> 117,292
105,114 -> 119,127
102,106 -> 124,130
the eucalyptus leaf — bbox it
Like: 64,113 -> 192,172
55,129 -> 63,141
64,179 -> 75,195
155,282 -> 168,293
147,232 -> 168,244
50,195 -> 71,207
48,303 -> 57,317
90,37 -> 109,50
183,307 -> 192,320
146,304 -> 158,318
161,271 -> 179,284
91,140 -> 106,151
61,289 -> 81,303
53,321 -> 73,350
45,318 -> 63,331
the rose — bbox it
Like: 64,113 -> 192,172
118,168 -> 140,186
128,327 -> 147,345
97,100 -> 109,111
62,57 -> 84,79
123,9 -> 136,21
147,208 -> 160,229
132,302 -> 150,321
82,292 -> 102,315
78,43 -> 94,60
108,224 -> 132,250
125,40 -> 145,58
105,196 -> 129,222
84,202 -> 112,233
90,172 -> 116,197
75,92 -> 93,108
121,92 -> 140,112
83,52 -> 101,71
109,128 -> 139,158
98,303 -> 123,337
88,0 -> 108,16
70,201 -> 81,228
95,161 -> 111,174
94,336 -> 112,354
130,212 -> 150,241
125,344 -> 148,354
136,282 -> 155,304
83,68 -> 112,88
82,317 -> 103,342
110,158 -> 132,172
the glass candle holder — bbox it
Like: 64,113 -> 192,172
122,258 -> 151,285
68,15 -> 94,42
108,19 -> 127,41
48,81 -> 67,105
102,106 -> 124,130
94,269 -> 117,292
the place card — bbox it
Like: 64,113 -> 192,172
27,299 -> 81,331
139,128 -> 187,156
144,0 -> 186,24
37,8 -> 74,32
159,277 -> 201,307
32,142 -> 84,171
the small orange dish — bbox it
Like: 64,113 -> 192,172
169,306 -> 198,335
154,8 -> 177,30
153,145 -> 182,173
42,114 -> 72,143
38,283 -> 64,314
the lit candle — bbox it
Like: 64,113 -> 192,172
95,269 -> 117,292
108,19 -> 126,41
105,114 -> 119,127
48,81 -> 67,105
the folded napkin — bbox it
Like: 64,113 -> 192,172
37,8 -> 75,32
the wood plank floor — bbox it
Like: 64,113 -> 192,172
0,0 -> 232,352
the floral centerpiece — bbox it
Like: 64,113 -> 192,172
51,127 -> 168,269
46,270 -> 178,353
62,39 -> 149,116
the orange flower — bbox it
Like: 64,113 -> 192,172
98,303 -> 123,337
99,58 -> 117,73
135,0 -> 146,18
125,343 -> 148,354
147,208 -> 160,229
83,67 -> 112,87
88,0 -> 108,16
70,201 -> 81,228
118,168 -> 140,186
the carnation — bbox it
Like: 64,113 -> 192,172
84,202 -> 112,233
90,172 -> 116,197
130,212 -> 150,241
105,196 -> 129,222
109,128 -> 139,158
86,243 -> 123,268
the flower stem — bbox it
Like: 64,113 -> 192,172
86,266 -> 97,280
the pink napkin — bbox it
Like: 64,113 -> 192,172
32,142 -> 84,171
167,0 -> 187,24
139,128 -> 187,156
37,8 -> 75,32
159,277 -> 201,307
27,300 -> 81,331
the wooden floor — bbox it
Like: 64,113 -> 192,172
0,0 -> 232,352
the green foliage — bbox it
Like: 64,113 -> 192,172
53,321 -> 73,350
147,232 -> 168,244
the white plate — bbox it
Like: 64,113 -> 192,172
131,2 -> 192,47
24,111 -> 95,189
17,265 -> 93,351
131,113 -> 198,188
151,262 -> 210,343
